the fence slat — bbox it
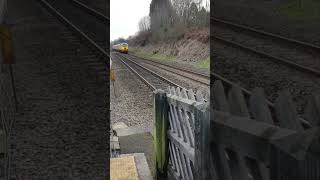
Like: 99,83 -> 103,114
249,88 -> 272,180
176,146 -> 189,180
212,80 -> 229,111
168,133 -> 194,162
250,88 -> 273,124
305,95 -> 320,127
173,105 -> 188,143
211,81 -> 233,180
187,89 -> 196,101
225,85 -> 251,180
196,90 -> 205,103
274,90 -> 303,131
228,85 -> 249,117
169,142 -> 181,177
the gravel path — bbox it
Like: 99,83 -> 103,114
110,53 -> 154,130
7,0 -> 108,179
212,40 -> 320,113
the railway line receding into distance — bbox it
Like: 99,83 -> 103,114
38,0 -> 109,59
112,52 -> 210,101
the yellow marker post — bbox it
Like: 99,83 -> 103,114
0,25 -> 18,111
110,69 -> 115,81
0,25 -> 14,64
110,59 -> 117,97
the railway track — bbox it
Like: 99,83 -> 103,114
212,17 -> 320,77
113,52 -> 184,90
113,52 -> 209,101
74,0 -> 107,16
38,0 -> 108,59
211,17 -> 320,51
211,17 -> 317,128
123,53 -> 210,86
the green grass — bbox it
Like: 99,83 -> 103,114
133,50 -> 177,63
130,46 -> 210,70
197,57 -> 210,70
275,0 -> 320,20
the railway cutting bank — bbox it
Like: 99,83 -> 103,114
1,0 -> 108,178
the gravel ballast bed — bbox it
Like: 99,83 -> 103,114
213,25 -> 320,70
110,54 -> 154,130
139,62 -> 210,100
212,41 -> 320,113
128,53 -> 210,76
7,0 -> 108,178
76,0 -> 107,16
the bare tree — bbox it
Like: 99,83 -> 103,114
138,16 -> 151,32
170,0 -> 209,28
150,0 -> 174,30
141,0 -> 209,42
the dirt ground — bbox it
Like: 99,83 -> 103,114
130,28 -> 210,68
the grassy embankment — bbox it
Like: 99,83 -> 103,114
275,0 -> 320,20
130,47 -> 210,70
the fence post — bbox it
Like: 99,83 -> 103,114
194,104 -> 210,180
154,89 -> 169,180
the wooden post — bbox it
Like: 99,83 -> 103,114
0,25 -> 14,64
154,89 -> 169,180
194,105 -> 210,180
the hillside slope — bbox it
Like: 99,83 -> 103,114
129,28 -> 210,70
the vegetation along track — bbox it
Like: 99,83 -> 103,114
38,0 -> 108,59
113,52 -> 208,101
124,53 -> 210,86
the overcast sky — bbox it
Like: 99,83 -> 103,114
110,0 -> 152,41
110,0 -> 210,41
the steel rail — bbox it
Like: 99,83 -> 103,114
121,54 -> 210,86
213,35 -> 320,77
115,54 -> 157,90
38,0 -> 109,59
211,17 -> 320,51
114,53 -> 185,90
128,53 -> 210,78
68,0 -> 109,23
115,53 -> 209,102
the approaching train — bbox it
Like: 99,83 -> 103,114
112,43 -> 128,54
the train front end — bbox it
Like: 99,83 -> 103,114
121,43 -> 128,54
